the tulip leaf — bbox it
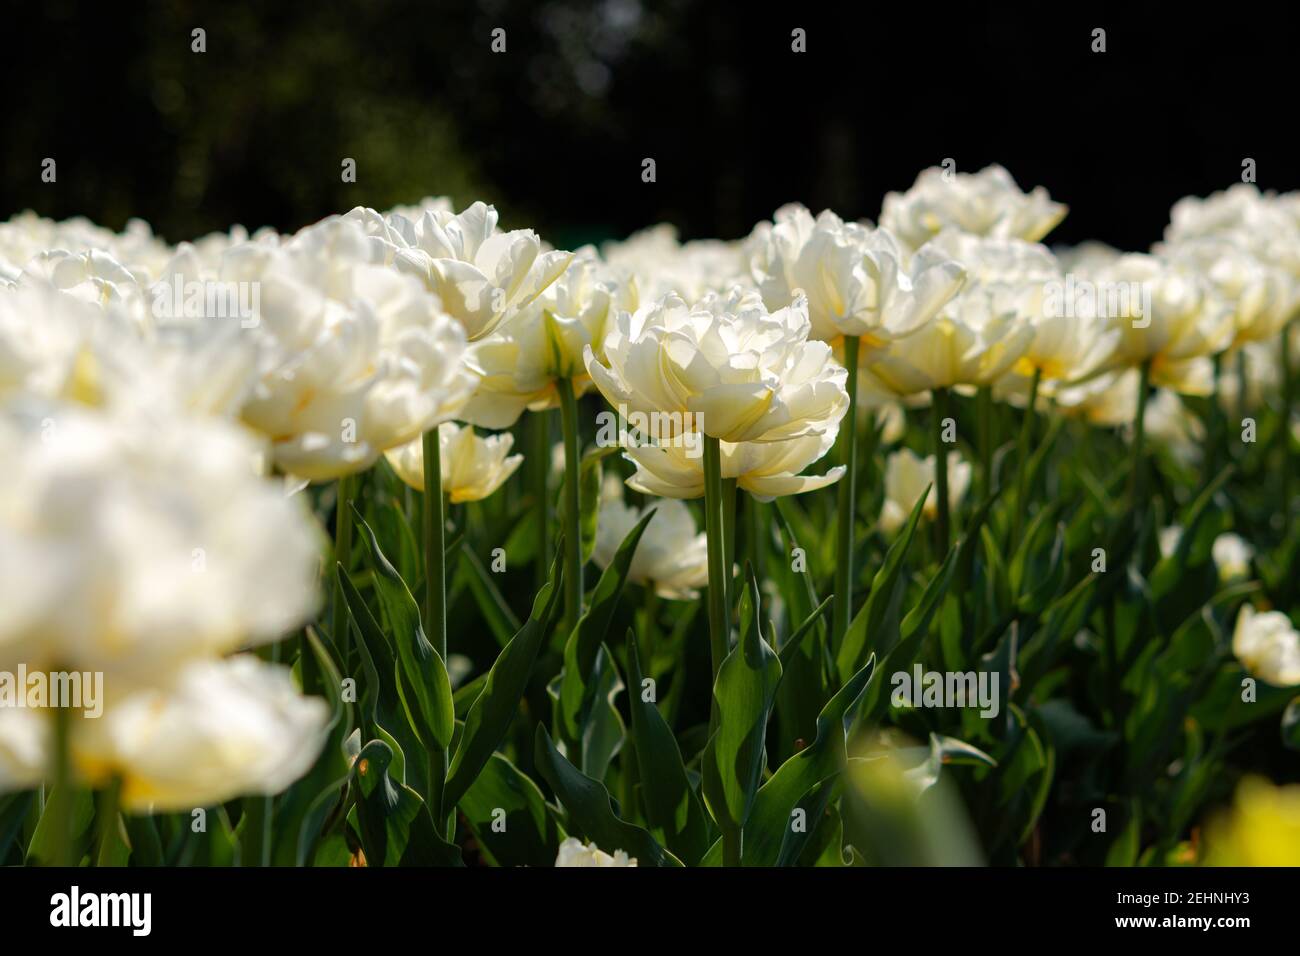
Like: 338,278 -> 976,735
578,444 -> 618,563
778,594 -> 834,671
460,752 -> 565,867
443,553 -> 563,811
1282,697 -> 1300,751
273,625 -> 357,865
558,509 -> 656,744
836,487 -> 928,682
534,725 -> 682,867
703,653 -> 876,866
579,646 -> 626,782
626,630 -> 711,864
710,564 -> 782,829
356,509 -> 455,755
457,543 -> 522,648
0,793 -> 34,864
353,739 -> 462,867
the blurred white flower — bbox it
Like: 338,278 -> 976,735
1143,388 -> 1206,466
864,288 -> 1035,395
1213,532 -> 1254,582
1161,237 -> 1295,349
72,655 -> 330,812
1158,525 -> 1183,559
0,703 -> 46,792
554,836 -> 637,867
747,204 -> 965,348
602,224 -> 749,304
1233,605 -> 1300,686
880,165 -> 1066,250
593,477 -> 708,599
0,398 -> 321,682
1096,253 -> 1234,395
879,448 -> 971,536
1054,368 -> 1139,427
585,288 -> 848,443
385,421 -> 522,503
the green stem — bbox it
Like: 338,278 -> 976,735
420,430 -> 452,833
1130,360 -> 1152,513
932,386 -> 951,553
1010,368 -> 1041,549
723,477 -> 738,607
1282,325 -> 1294,529
95,777 -> 122,867
531,409 -> 552,592
422,427 -> 447,661
48,704 -> 75,867
558,379 -> 584,628
746,492 -> 764,582
702,435 -> 741,863
832,335 -> 861,643
428,747 -> 449,837
332,474 -> 356,656
976,384 -> 993,497
702,436 -> 731,677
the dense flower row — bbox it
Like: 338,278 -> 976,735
2,166 -> 1299,864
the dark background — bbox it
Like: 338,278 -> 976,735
2,1 -> 1293,252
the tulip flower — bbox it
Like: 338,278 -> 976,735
238,216 -> 475,481
1212,532 -> 1254,583
593,479 -> 709,599
585,288 -> 848,445
554,837 -> 637,867
385,421 -> 522,503
620,424 -> 845,501
747,204 -> 966,350
747,204 -> 963,636
71,655 -> 329,812
0,399 -> 321,682
603,223 -> 750,305
1232,604 -> 1300,686
458,248 -> 634,429
879,447 -> 971,537
345,201 -> 573,342
1204,777 -> 1300,866
880,164 -> 1067,250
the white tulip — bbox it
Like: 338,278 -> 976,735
585,288 -> 849,444
879,448 -> 971,536
602,223 -> 750,305
72,655 -> 330,812
385,421 -> 522,503
1212,533 -> 1254,583
593,478 -> 708,599
0,398 -> 321,683
1233,605 -> 1300,687
747,204 -> 966,348
345,201 -> 573,341
1096,253 -> 1234,396
238,216 -> 474,480
880,164 -> 1066,250
621,424 -> 844,502
554,836 -> 637,867
459,247 -> 634,428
